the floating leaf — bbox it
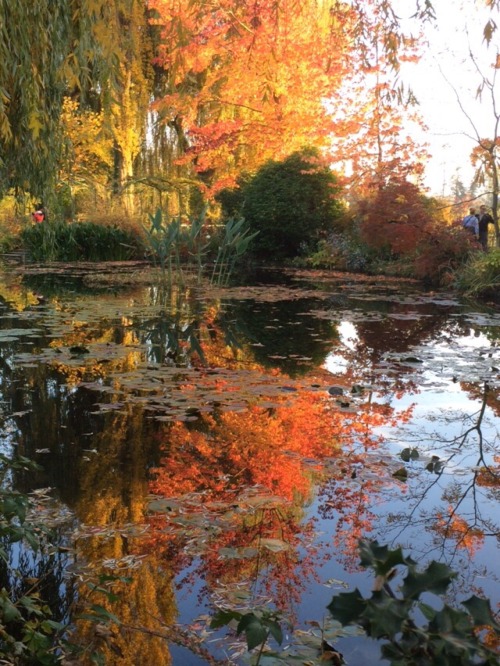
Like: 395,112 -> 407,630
400,448 -> 419,462
260,538 -> 290,553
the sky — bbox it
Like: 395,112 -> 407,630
401,1 -> 499,196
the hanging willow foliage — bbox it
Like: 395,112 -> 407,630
0,0 -> 73,199
0,0 -> 159,212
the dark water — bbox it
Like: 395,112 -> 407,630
0,264 -> 499,664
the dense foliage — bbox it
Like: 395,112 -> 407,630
218,149 -> 344,260
328,539 -> 500,665
20,221 -> 143,262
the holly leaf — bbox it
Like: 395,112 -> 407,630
264,618 -> 283,645
210,609 -> 242,629
359,540 -> 409,576
429,604 -> 473,635
462,595 -> 499,628
402,561 -> 456,600
237,613 -> 268,651
362,593 -> 408,639
327,589 -> 366,625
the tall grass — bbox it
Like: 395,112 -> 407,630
21,221 -> 143,262
455,248 -> 500,298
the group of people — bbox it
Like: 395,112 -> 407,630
462,205 -> 494,251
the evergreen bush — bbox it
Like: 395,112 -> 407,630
218,148 -> 344,260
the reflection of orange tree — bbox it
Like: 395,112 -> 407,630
434,509 -> 485,558
146,391 -> 398,616
147,393 -> 335,618
318,408 -> 407,569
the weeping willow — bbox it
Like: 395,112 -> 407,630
0,0 -> 156,211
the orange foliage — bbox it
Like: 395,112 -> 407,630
434,508 -> 485,557
357,177 -> 433,255
144,386 -> 399,604
149,0 -> 355,192
149,392 -> 339,502
476,466 -> 500,489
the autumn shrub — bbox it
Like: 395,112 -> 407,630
413,221 -> 479,285
21,220 -> 144,262
356,178 -> 436,257
353,179 -> 479,284
218,148 -> 344,260
455,247 -> 500,298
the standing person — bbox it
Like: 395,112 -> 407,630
478,205 -> 494,251
462,208 -> 479,237
32,204 -> 46,224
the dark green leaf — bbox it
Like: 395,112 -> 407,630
462,595 -> 499,628
402,560 -> 456,599
210,609 -> 242,629
265,618 -> 283,645
418,601 -> 437,621
237,613 -> 268,651
362,593 -> 409,639
432,605 -> 472,635
327,589 -> 366,625
359,540 -> 409,576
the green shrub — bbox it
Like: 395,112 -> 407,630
329,539 -> 500,666
305,233 -> 374,272
218,148 -> 344,260
20,220 -> 144,262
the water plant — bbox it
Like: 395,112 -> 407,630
328,539 -> 500,665
455,247 -> 500,298
0,454 -> 69,664
143,207 -> 258,287
210,216 -> 259,286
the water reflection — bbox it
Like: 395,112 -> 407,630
0,265 -> 499,664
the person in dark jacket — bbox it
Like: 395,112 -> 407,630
478,205 -> 494,251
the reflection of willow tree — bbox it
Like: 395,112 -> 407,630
0,278 -> 40,310
379,382 -> 500,595
69,402 -> 176,665
146,391 -> 395,618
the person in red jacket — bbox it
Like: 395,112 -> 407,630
32,205 -> 46,224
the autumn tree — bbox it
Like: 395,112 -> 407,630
149,0 -> 356,195
434,5 -> 500,247
328,3 -> 428,199
59,97 -> 114,215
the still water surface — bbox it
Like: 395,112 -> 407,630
0,264 -> 499,664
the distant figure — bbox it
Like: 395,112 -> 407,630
32,204 -> 46,224
462,208 -> 478,237
478,205 -> 494,251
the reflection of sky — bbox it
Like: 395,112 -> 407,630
323,321 -> 358,374
312,313 -> 500,664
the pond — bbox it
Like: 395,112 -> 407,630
0,262 -> 499,665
